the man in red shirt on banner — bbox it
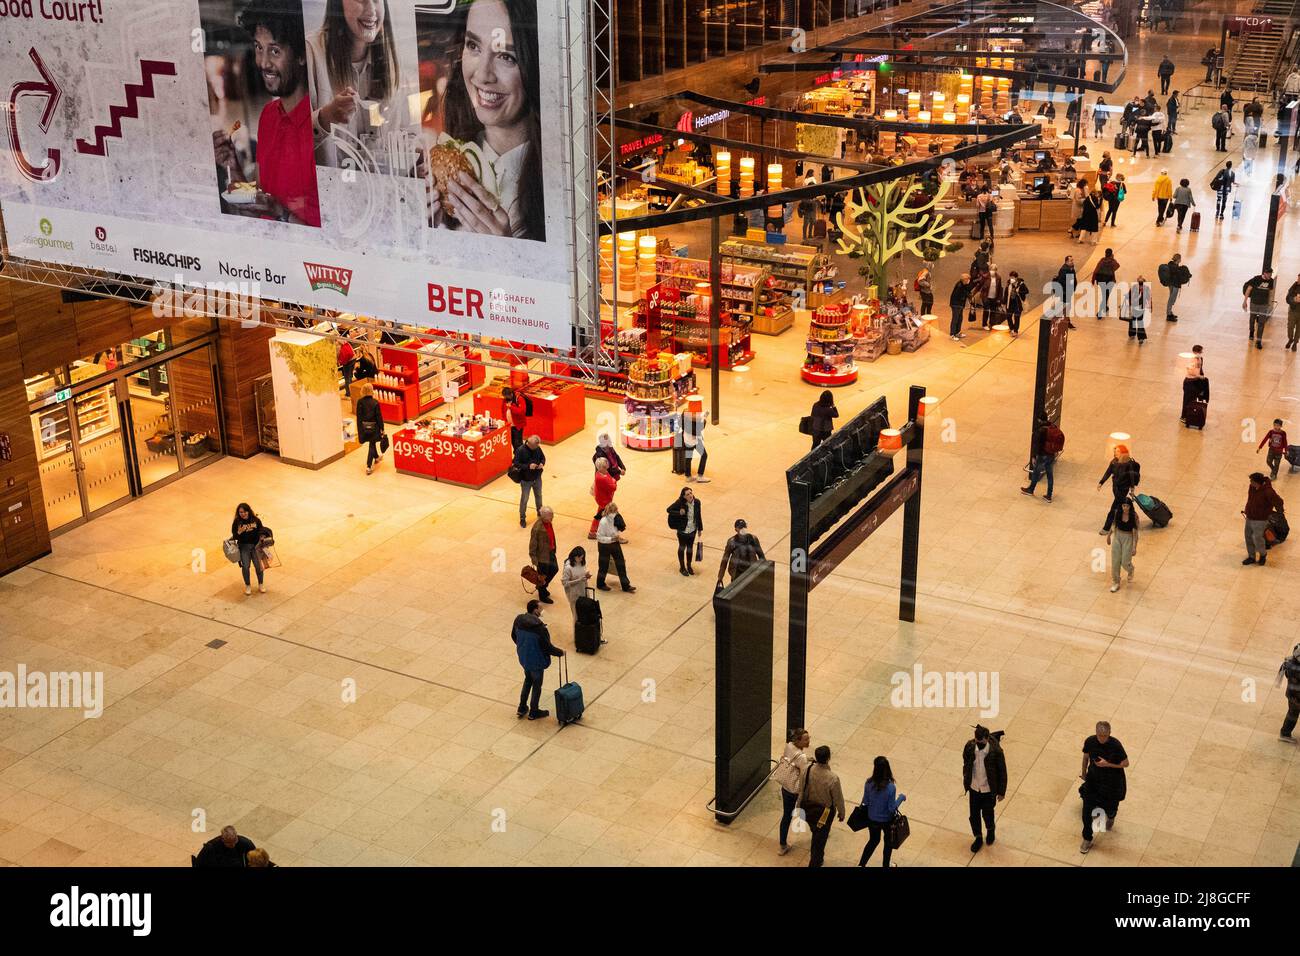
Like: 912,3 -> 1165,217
212,0 -> 321,227
589,457 -> 618,539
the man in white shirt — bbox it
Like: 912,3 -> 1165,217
962,725 -> 1008,853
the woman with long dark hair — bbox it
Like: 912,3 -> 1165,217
432,0 -> 546,241
666,486 -> 703,576
230,502 -> 268,596
858,755 -> 906,867
560,545 -> 590,632
808,390 -> 838,449
307,0 -> 407,168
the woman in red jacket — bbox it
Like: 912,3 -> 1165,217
502,387 -> 528,451
589,456 -> 618,538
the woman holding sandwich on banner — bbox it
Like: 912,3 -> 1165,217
427,0 -> 546,241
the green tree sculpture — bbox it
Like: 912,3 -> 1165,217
834,178 -> 960,294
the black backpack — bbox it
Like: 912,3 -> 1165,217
1157,263 -> 1171,287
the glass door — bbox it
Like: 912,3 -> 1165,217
169,346 -> 222,469
125,360 -> 181,489
72,383 -> 133,516
32,403 -> 82,532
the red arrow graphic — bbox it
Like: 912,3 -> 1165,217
6,47 -> 63,182
74,59 -> 176,157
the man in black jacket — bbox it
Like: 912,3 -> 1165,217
194,826 -> 256,867
1166,90 -> 1179,134
963,725 -> 1007,853
949,273 -> 972,340
717,519 -> 766,587
1280,643 -> 1300,741
513,435 -> 546,527
1157,56 -> 1175,96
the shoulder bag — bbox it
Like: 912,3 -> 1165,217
846,801 -> 872,832
888,809 -> 911,848
798,415 -> 814,436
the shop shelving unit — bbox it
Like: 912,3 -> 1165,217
622,353 -> 695,451
802,303 -> 858,386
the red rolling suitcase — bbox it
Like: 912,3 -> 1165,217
1189,211 -> 1201,232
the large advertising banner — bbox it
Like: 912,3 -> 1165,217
0,0 -> 575,349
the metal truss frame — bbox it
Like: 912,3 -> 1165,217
0,0 -> 620,384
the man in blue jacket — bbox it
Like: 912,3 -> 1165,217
512,600 -> 565,720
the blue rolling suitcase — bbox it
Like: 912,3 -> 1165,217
554,656 -> 584,725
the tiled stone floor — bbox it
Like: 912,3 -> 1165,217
1,8 -> 1298,866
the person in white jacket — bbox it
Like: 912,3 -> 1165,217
777,728 -> 812,855
560,546 -> 591,635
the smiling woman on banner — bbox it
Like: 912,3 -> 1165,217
307,0 -> 411,170
428,0 -> 546,241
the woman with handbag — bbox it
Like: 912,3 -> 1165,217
807,391 -> 838,449
355,383 -> 387,475
776,728 -> 812,855
666,487 -> 703,576
230,502 -> 269,596
560,547 -> 591,636
795,745 -> 844,867
857,756 -> 907,867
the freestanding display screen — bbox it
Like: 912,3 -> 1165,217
0,0 -> 577,349
713,558 -> 774,822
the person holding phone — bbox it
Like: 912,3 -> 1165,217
1079,721 -> 1128,853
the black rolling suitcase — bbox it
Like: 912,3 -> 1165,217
1134,492 -> 1173,528
1286,444 -> 1300,472
1114,131 -> 1130,150
574,587 -> 603,654
1266,511 -> 1289,546
1184,399 -> 1207,429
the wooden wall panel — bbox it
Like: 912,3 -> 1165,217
11,283 -> 77,378
215,320 -> 273,458
73,298 -> 133,360
0,282 -> 52,573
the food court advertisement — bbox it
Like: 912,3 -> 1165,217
0,0 -> 576,348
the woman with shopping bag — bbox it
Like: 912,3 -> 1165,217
229,503 -> 272,596
666,486 -> 703,576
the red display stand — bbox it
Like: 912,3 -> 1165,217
475,378 -> 586,445
391,423 -> 512,488
800,366 -> 858,386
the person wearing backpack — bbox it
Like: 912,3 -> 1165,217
1098,445 -> 1141,534
1157,55 -> 1175,96
1212,161 -> 1236,219
1101,174 -> 1125,227
798,195 -> 819,242
1159,253 -> 1191,320
666,486 -> 703,576
1212,108 -> 1229,152
775,728 -> 812,855
355,383 -> 387,475
963,725 -> 1008,853
717,519 -> 767,588
1092,248 -> 1120,317
1022,416 -> 1063,502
